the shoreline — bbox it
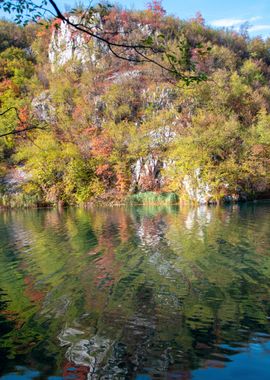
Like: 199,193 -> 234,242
1,196 -> 270,210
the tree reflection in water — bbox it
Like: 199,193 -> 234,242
0,203 -> 270,379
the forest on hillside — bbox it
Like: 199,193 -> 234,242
1,2 -> 270,207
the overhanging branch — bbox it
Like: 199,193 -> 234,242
0,106 -> 46,138
0,125 -> 45,138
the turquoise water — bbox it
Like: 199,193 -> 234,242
1,203 -> 270,379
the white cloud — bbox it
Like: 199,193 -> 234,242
249,24 -> 270,32
211,18 -> 245,27
211,16 -> 261,28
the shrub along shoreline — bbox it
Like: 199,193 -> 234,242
1,191 -> 269,209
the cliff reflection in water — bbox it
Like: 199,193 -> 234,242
1,204 -> 270,379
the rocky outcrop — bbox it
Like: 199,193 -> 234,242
181,169 -> 249,204
48,16 -> 105,71
149,126 -> 176,148
2,167 -> 30,194
59,327 -> 113,373
107,69 -> 141,84
182,169 -> 213,205
32,91 -> 56,123
143,86 -> 178,111
131,155 -> 164,192
0,167 -> 32,207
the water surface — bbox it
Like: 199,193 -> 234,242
1,204 -> 270,379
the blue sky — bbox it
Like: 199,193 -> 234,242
55,0 -> 270,38
2,0 -> 270,38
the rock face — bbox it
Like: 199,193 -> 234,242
149,126 -> 176,148
2,168 -> 30,194
131,155 -> 164,192
143,87 -> 178,111
108,69 -> 141,84
181,168 -> 248,204
32,91 -> 56,123
48,16 -> 104,70
182,169 -> 213,205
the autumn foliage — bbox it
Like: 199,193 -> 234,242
1,6 -> 270,207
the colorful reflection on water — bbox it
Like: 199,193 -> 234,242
1,203 -> 270,379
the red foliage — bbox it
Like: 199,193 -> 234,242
50,18 -> 62,32
63,361 -> 90,380
82,126 -> 97,136
139,173 -> 160,191
120,10 -> 130,27
146,0 -> 166,18
191,11 -> 205,25
103,8 -> 133,43
104,8 -> 131,27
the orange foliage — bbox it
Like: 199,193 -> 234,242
17,106 -> 30,130
95,163 -> 110,175
251,144 -> 266,155
95,163 -> 114,187
103,8 -> 131,27
72,104 -> 86,121
24,275 -> 44,303
18,106 -> 29,123
82,126 -> 97,136
116,169 -> 129,194
91,134 -> 113,157
0,79 -> 19,95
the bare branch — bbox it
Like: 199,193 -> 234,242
107,45 -> 145,64
0,107 -> 46,138
0,106 -> 21,120
0,125 -> 45,138
45,1 -> 200,83
0,0 -> 205,84
133,47 -> 181,78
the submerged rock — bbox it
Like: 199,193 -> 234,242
59,327 -> 112,372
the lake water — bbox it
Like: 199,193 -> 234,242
1,203 -> 270,379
